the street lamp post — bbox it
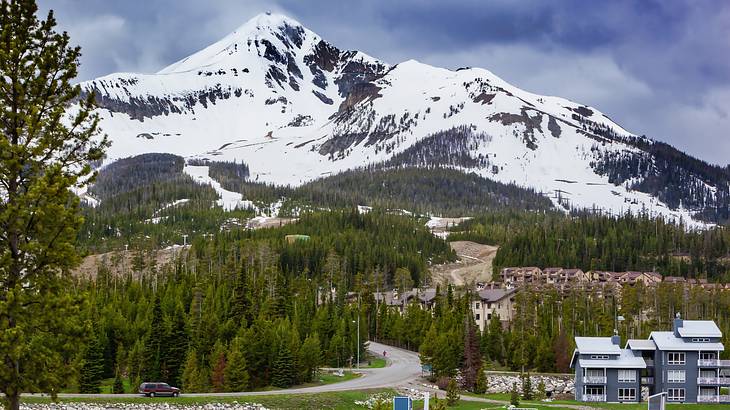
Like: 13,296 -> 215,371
353,294 -> 361,369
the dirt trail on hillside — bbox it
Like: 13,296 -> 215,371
430,241 -> 499,286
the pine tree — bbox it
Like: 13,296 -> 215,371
229,267 -> 252,326
446,377 -> 460,406
210,342 -> 227,393
142,296 -> 163,382
298,333 -> 322,383
78,334 -> 105,393
474,362 -> 488,394
224,339 -> 250,392
271,342 -> 296,388
164,304 -> 189,386
522,372 -> 533,400
536,378 -> 547,401
486,313 -> 504,363
0,0 -> 108,408
510,382 -> 520,406
181,348 -> 205,393
461,314 -> 481,391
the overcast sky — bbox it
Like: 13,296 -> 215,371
38,0 -> 730,165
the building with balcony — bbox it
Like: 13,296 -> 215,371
573,314 -> 729,403
571,333 -> 646,403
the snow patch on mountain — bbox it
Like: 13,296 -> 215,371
183,165 -> 252,211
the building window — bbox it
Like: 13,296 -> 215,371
475,302 -> 480,309
667,352 -> 685,365
487,314 -> 491,320
590,355 -> 609,360
618,370 -> 636,383
585,386 -> 604,396
700,352 -> 715,360
667,370 -> 686,383
692,337 -> 710,342
667,388 -> 685,402
475,314 -> 480,321
618,388 -> 636,401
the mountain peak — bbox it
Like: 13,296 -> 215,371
241,12 -> 304,32
158,12 -> 314,75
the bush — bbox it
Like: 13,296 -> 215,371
473,364 -> 487,394
446,378 -> 460,406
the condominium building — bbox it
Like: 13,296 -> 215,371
572,314 -> 729,403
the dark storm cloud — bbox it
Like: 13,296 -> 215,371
37,0 -> 730,165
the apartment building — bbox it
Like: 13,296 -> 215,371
572,314 -> 729,403
471,288 -> 517,331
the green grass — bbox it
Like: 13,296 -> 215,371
22,389 -> 394,409
98,377 -> 133,394
312,371 -> 360,385
360,356 -> 387,368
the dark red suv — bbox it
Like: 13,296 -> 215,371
138,382 -> 180,397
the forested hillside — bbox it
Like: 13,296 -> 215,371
79,154 -> 254,253
448,211 -> 730,280
206,161 -> 554,216
73,210 -> 454,393
72,211 -> 730,395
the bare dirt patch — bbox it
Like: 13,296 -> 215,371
430,241 -> 499,286
73,245 -> 189,279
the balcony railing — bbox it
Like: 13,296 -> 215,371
645,358 -> 655,367
697,377 -> 730,385
698,359 -> 730,367
641,377 -> 654,385
583,394 -> 607,402
697,395 -> 730,403
583,376 -> 607,384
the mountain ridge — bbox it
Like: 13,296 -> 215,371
77,12 -> 729,225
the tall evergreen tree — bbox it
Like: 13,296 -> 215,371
271,342 -> 296,388
0,0 -> 107,408
229,267 -> 252,326
78,333 -> 105,394
298,333 -> 322,383
224,339 -> 250,392
142,296 -> 163,381
461,314 -> 481,391
164,304 -> 188,386
210,342 -> 227,393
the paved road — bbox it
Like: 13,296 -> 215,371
23,341 -> 422,399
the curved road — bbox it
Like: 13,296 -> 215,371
23,341 -> 422,399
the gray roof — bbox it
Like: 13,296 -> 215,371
626,339 -> 657,350
578,349 -> 648,369
574,337 -> 621,355
477,288 -> 516,302
650,331 -> 725,351
677,320 -> 722,338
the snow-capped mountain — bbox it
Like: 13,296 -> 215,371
78,12 -> 730,225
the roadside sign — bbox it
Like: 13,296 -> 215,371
393,396 -> 412,410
